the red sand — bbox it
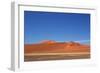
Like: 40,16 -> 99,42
24,41 -> 90,53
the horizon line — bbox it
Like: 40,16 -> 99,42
24,40 -> 90,44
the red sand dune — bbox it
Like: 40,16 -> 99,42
24,40 -> 90,54
39,40 -> 56,44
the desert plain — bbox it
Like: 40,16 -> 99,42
24,40 -> 90,62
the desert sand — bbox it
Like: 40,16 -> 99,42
24,40 -> 90,61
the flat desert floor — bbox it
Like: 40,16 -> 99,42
24,52 -> 90,61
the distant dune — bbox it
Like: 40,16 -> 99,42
24,40 -> 90,61
24,41 -> 90,53
39,40 -> 56,44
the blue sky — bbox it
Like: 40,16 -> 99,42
24,11 -> 90,44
